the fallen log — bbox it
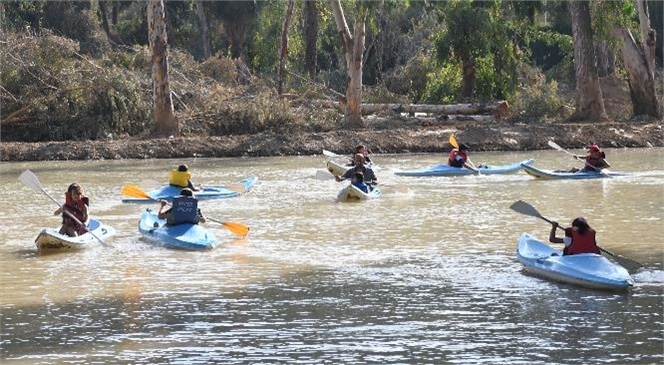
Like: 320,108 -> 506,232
305,99 -> 509,116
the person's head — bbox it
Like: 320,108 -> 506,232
179,188 -> 195,198
355,144 -> 367,155
177,164 -> 189,172
353,172 -> 364,183
587,144 -> 601,157
571,217 -> 590,234
353,153 -> 366,165
459,143 -> 470,151
67,183 -> 83,201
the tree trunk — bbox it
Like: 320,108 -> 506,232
277,0 -> 295,95
613,27 -> 661,118
147,0 -> 179,136
98,1 -> 118,47
330,0 -> 365,129
196,1 -> 211,60
303,0 -> 318,79
111,1 -> 118,25
595,41 -> 615,77
460,53 -> 475,100
568,1 -> 608,122
636,0 -> 656,78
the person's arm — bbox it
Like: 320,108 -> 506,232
157,201 -> 170,219
336,169 -> 353,182
463,159 -> 480,174
549,221 -> 564,244
81,204 -> 89,223
54,205 -> 63,216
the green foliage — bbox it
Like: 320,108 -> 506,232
509,65 -> 571,123
422,64 -> 462,104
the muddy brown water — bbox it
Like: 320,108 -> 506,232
1,148 -> 662,364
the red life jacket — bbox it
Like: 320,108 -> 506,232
64,192 -> 89,234
564,228 -> 600,255
585,156 -> 603,168
448,149 -> 468,167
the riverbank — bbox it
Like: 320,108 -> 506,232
1,120 -> 661,161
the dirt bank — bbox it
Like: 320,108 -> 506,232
1,120 -> 661,161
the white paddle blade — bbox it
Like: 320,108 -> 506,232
547,140 -> 566,153
19,170 -> 44,193
509,200 -> 543,219
323,149 -> 340,158
315,170 -> 335,180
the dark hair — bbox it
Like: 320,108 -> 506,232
178,164 -> 189,172
179,188 -> 194,197
355,145 -> 366,153
572,217 -> 590,234
459,143 -> 470,150
67,183 -> 82,193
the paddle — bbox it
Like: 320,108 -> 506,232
323,149 -> 341,158
449,135 -> 480,174
509,200 -> 643,272
547,141 -> 611,178
315,170 -> 336,180
19,170 -> 109,247
122,184 -> 250,237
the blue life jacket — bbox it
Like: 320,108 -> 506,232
352,181 -> 370,194
170,196 -> 200,225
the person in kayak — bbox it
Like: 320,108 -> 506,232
448,143 -> 479,173
349,144 -> 372,166
336,154 -> 378,185
351,172 -> 371,193
158,188 -> 206,226
169,164 -> 200,191
548,217 -> 600,255
54,183 -> 89,237
570,144 -> 611,173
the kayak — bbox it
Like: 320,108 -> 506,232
327,160 -> 349,176
394,158 -> 535,177
122,176 -> 258,203
521,164 -> 629,180
35,218 -> 116,251
516,233 -> 633,291
337,184 -> 381,202
138,209 -> 218,251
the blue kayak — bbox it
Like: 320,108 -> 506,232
138,209 -> 218,251
516,233 -> 633,291
521,164 -> 629,180
394,158 -> 535,177
122,176 -> 258,203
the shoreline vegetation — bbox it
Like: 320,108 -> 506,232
1,2 -> 662,162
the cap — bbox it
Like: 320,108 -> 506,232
459,143 -> 470,150
587,144 -> 600,152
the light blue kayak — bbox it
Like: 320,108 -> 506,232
35,218 -> 116,251
337,184 -> 381,202
394,159 -> 535,177
521,164 -> 629,180
516,233 -> 633,291
122,176 -> 258,203
138,209 -> 218,251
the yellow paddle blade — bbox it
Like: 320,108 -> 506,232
121,184 -> 152,199
449,134 -> 459,149
221,221 -> 250,237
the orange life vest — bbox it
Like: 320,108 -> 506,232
448,149 -> 468,167
564,228 -> 600,255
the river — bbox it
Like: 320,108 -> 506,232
1,148 -> 662,364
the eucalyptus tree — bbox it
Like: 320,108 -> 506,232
568,0 -> 608,122
330,0 -> 368,128
147,0 -> 178,136
303,0 -> 319,78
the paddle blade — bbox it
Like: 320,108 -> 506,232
599,247 -> 643,273
323,149 -> 340,158
221,221 -> 250,237
121,184 -> 152,199
509,200 -> 543,219
316,170 -> 335,180
19,170 -> 44,193
547,140 -> 566,153
449,135 -> 459,149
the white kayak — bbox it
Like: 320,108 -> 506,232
516,233 -> 633,291
327,160 -> 351,176
337,184 -> 381,202
35,218 -> 116,251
